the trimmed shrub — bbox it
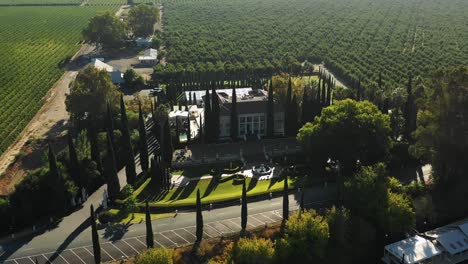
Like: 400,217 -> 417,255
135,248 -> 173,264
231,237 -> 275,264
97,211 -> 116,224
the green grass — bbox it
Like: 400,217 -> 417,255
108,209 -> 174,224
138,176 -> 296,208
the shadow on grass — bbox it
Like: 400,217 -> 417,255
168,177 -> 200,201
268,176 -> 282,190
203,176 -> 220,198
247,177 -> 259,192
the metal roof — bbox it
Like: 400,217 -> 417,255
384,235 -> 442,264
458,223 -> 468,238
436,229 -> 468,255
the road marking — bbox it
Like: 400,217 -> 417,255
249,215 -> 263,226
98,246 -> 115,261
13,259 -> 19,264
259,212 -> 276,222
57,253 -> 71,264
204,224 -> 222,235
203,230 -> 212,238
27,257 -> 35,264
183,228 -> 197,238
122,239 -> 140,254
70,249 -> 86,264
154,238 -> 165,248
133,237 -> 148,247
172,231 -> 190,244
227,219 -> 242,229
109,242 -> 127,258
159,232 -> 177,246
81,247 -> 94,258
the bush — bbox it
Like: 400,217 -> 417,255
231,237 -> 275,264
97,211 -> 116,224
403,181 -> 426,197
135,248 -> 173,264
120,184 -> 134,199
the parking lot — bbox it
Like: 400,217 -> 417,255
2,210 -> 284,264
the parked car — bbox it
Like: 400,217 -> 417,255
150,87 -> 163,95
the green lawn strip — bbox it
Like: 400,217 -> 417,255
108,209 -> 174,224
143,177 -> 296,208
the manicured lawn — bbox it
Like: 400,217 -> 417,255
108,209 -> 174,224
136,175 -> 296,208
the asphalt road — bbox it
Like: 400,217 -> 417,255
0,185 -> 335,264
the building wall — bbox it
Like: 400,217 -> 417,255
219,112 -> 284,139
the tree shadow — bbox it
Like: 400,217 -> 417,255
177,178 -> 199,200
42,216 -> 91,263
103,222 -> 132,242
268,176 -> 282,190
247,177 -> 259,192
203,176 -> 219,198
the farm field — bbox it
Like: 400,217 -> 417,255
0,0 -> 82,5
0,5 -> 115,155
163,0 -> 468,89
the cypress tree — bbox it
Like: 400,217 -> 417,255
120,95 -> 136,185
193,93 -> 197,106
199,116 -> 204,143
404,74 -> 417,142
266,79 -> 274,138
196,189 -> 203,242
189,92 -> 192,105
88,118 -> 102,174
203,89 -> 212,142
105,102 -> 115,147
301,86 -> 309,125
48,144 -> 67,212
230,87 -> 239,141
187,115 -> 191,144
326,76 -> 332,106
106,132 -> 120,201
300,188 -> 305,212
138,103 -> 149,172
162,118 -> 173,167
241,179 -> 247,235
211,83 -> 220,140
285,77 -> 292,136
68,131 -> 81,189
90,205 -> 100,264
283,176 -> 289,222
150,157 -> 157,187
175,116 -> 180,147
145,201 -> 154,248
321,75 -> 326,105
290,95 -> 299,136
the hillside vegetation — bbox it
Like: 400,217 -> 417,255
163,0 -> 467,89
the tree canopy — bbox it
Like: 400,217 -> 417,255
128,4 -> 159,38
82,12 -> 127,50
66,66 -> 119,123
297,99 -> 391,175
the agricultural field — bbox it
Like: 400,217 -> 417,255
0,5 -> 115,155
163,0 -> 468,89
0,0 -> 82,5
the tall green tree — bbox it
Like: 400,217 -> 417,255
128,4 -> 159,38
211,83 -> 220,140
90,205 -> 101,264
241,180 -> 247,235
404,74 -> 417,142
230,87 -> 239,141
66,66 -> 119,124
266,80 -> 275,138
203,89 -> 212,142
120,95 -> 137,185
88,120 -> 102,174
196,189 -> 203,242
67,132 -> 81,189
82,12 -> 127,50
162,118 -> 173,167
282,176 -> 289,222
48,144 -> 67,212
145,201 -> 154,248
285,77 -> 292,136
297,99 -> 391,177
106,132 -> 121,201
105,102 -> 115,147
138,103 -> 149,172
290,95 -> 299,136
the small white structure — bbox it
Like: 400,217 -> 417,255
139,48 -> 158,65
383,219 -> 468,264
135,37 -> 152,47
89,59 -> 123,84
